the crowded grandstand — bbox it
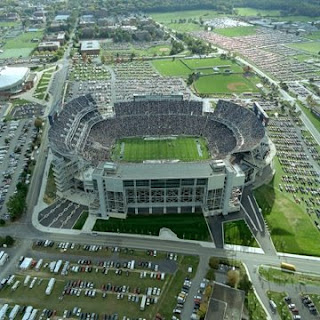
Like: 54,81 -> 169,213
48,95 -> 275,218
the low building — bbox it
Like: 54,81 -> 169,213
80,40 -> 100,55
0,66 -> 30,97
38,41 -> 60,51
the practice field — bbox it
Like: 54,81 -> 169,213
213,26 -> 257,37
152,57 -> 242,77
194,74 -> 260,94
113,136 -> 210,162
287,42 -> 320,54
0,31 -> 43,58
235,7 -> 281,17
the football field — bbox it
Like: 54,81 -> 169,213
113,136 -> 210,162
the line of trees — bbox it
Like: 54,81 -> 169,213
69,0 -> 320,17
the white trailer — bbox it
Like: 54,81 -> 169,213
28,309 -> 38,320
49,261 -> 56,273
22,306 -> 33,320
130,260 -> 135,270
7,275 -> 15,285
140,295 -> 147,311
35,259 -> 43,271
0,304 -> 9,320
45,278 -> 56,295
29,277 -> 37,289
24,275 -> 31,286
61,261 -> 70,276
0,253 -> 8,266
9,305 -> 20,320
54,260 -> 62,274
11,280 -> 20,291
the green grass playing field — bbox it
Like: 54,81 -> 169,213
287,42 -> 320,54
213,26 -> 257,37
113,136 -> 210,162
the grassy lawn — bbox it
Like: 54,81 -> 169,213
112,136 -> 210,162
93,214 -> 211,241
0,31 -> 43,58
266,291 -> 292,320
247,289 -> 267,320
152,57 -> 243,78
287,42 -> 320,54
152,59 -> 191,77
73,212 -> 89,230
0,21 -> 20,27
157,255 -> 199,319
299,103 -> 320,133
43,165 -> 56,204
304,31 -> 320,40
213,26 -> 257,37
166,22 -> 204,32
150,10 -> 221,24
309,294 -> 320,311
235,7 -> 281,16
11,98 -> 32,106
254,170 -> 320,256
259,266 -> 320,286
223,220 -> 259,247
194,74 -> 259,94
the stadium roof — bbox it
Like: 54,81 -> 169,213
81,40 -> 100,51
0,66 -> 29,91
108,162 -> 225,179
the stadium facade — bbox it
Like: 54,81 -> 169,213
48,95 -> 275,218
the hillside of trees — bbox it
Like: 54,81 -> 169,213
72,0 -> 320,17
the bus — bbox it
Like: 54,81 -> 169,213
281,262 -> 296,272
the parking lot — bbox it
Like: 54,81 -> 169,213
0,240 -> 198,320
38,199 -> 87,229
0,118 -> 38,220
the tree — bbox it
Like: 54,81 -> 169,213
5,235 -> 14,246
239,274 -> 252,294
206,268 -> 216,281
208,257 -> 220,269
0,219 -> 5,226
34,118 -> 43,130
227,269 -> 240,288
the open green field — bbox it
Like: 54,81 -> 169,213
304,31 -> 320,40
152,57 -> 243,77
165,22 -> 204,32
0,21 -> 20,27
0,31 -> 43,58
223,220 -> 259,247
113,136 -> 210,162
267,291 -> 292,320
194,74 -> 260,94
93,214 -> 211,241
151,10 -> 221,24
214,26 -> 257,37
287,42 -> 320,54
254,160 -> 320,256
235,7 -> 281,16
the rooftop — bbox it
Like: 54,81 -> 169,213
81,40 -> 100,51
0,66 -> 29,91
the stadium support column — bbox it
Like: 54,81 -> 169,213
222,166 -> 234,216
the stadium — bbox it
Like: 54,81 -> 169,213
0,66 -> 30,97
48,94 -> 275,218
